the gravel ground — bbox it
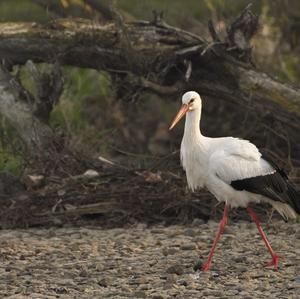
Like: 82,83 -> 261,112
0,220 -> 299,299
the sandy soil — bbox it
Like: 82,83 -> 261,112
0,220 -> 299,298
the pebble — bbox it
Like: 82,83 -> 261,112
191,218 -> 205,226
0,222 -> 297,298
180,243 -> 196,250
149,259 -> 158,267
233,255 -> 246,263
139,284 -> 150,290
177,279 -> 188,286
133,291 -> 146,298
162,247 -> 178,256
223,226 -> 235,235
166,274 -> 176,283
166,264 -> 184,275
207,220 -> 219,228
183,228 -> 197,237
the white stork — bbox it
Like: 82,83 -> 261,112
169,91 -> 300,271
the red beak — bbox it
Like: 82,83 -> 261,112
169,104 -> 189,130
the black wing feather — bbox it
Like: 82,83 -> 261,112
230,154 -> 300,214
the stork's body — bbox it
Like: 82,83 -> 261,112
170,91 -> 300,271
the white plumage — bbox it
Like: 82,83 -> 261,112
169,91 -> 299,271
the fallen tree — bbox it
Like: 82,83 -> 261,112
0,5 -> 299,157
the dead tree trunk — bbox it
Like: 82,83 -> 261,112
0,66 -> 55,155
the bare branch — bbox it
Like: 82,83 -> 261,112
208,19 -> 220,42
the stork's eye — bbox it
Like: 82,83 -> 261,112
189,99 -> 195,103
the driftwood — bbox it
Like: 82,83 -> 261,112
0,168 -> 211,228
0,166 -> 275,229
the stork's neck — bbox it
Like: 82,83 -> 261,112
183,108 -> 202,141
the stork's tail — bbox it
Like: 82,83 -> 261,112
287,183 -> 300,215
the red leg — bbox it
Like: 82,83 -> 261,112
201,204 -> 229,271
247,207 -> 280,269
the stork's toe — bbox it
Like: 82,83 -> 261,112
201,262 -> 212,271
264,254 -> 281,269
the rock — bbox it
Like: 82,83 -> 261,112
224,234 -> 236,239
246,223 -> 256,229
151,229 -> 164,234
136,277 -> 148,284
233,255 -> 245,263
166,264 -> 184,275
166,274 -> 176,284
163,247 -> 178,256
149,259 -> 158,267
162,247 -> 168,256
226,290 -> 240,296
211,271 -> 220,277
177,279 -> 188,286
239,291 -> 251,297
285,226 -> 296,234
121,286 -> 132,293
98,278 -> 108,287
83,169 -> 99,178
79,269 -> 88,277
191,218 -> 205,227
210,291 -> 223,297
207,220 -> 218,227
223,226 -> 235,235
183,228 -> 197,237
52,286 -> 68,294
236,266 -> 248,273
133,291 -> 146,298
180,243 -> 196,250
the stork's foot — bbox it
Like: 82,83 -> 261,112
193,260 -> 211,272
264,254 -> 281,269
201,262 -> 212,271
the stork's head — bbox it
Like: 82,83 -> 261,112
169,91 -> 201,130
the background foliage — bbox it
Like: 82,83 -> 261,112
0,0 -> 299,175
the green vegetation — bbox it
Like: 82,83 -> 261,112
0,66 -> 113,174
281,55 -> 300,83
0,119 -> 24,175
0,0 -> 47,22
50,67 -> 113,151
0,150 -> 23,175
